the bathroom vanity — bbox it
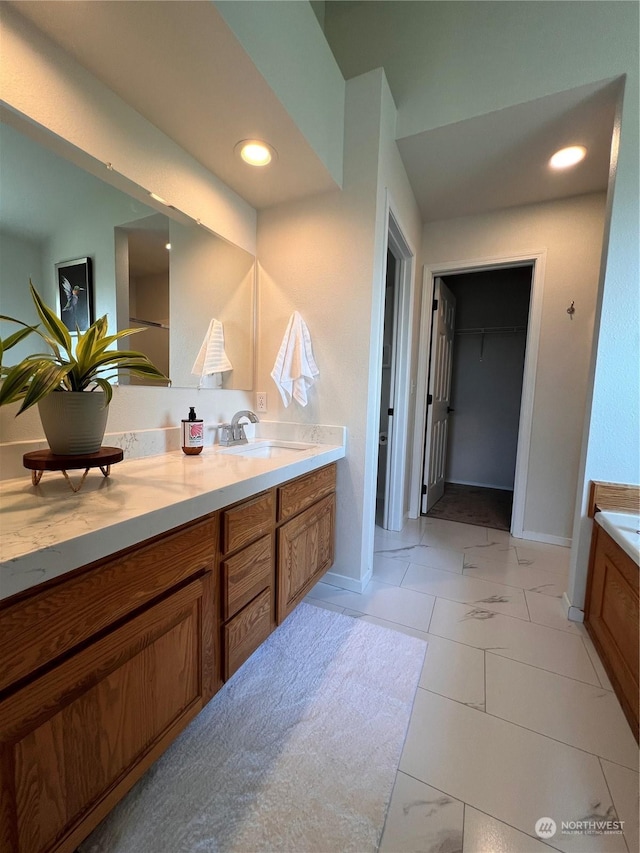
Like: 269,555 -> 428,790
585,481 -> 639,741
0,438 -> 343,853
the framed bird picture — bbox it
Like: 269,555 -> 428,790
55,257 -> 93,333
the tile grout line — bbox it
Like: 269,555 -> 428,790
483,648 -> 616,692
464,802 -> 566,853
597,755 -> 632,853
482,649 -> 487,713
335,599 -> 611,691
399,769 -> 560,853
523,588 -> 533,622
419,684 -> 637,772
434,594 -> 603,641
579,634 -> 612,691
426,595 -> 436,633
329,598 -> 607,692
424,617 -> 611,687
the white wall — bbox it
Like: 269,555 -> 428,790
422,193 -> 606,542
569,77 -> 640,610
256,69 -> 421,587
256,72 -> 381,586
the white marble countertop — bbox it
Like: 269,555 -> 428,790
596,510 -> 640,566
0,434 -> 345,601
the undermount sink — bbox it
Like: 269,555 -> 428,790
217,440 -> 314,459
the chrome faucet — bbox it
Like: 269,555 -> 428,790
219,410 -> 259,446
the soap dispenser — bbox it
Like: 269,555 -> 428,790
181,407 -> 204,455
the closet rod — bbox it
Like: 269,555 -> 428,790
455,325 -> 526,335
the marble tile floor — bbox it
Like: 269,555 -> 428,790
306,516 -> 639,853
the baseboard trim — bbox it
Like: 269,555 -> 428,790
521,530 -> 572,548
562,592 -> 585,623
324,568 -> 371,594
447,479 -> 514,492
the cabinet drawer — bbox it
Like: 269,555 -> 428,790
222,534 -> 274,620
0,516 -> 217,694
224,588 -> 272,680
277,464 -> 336,522
222,491 -> 274,554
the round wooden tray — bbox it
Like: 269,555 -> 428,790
23,447 -> 124,492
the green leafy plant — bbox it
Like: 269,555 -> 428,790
0,281 -> 168,413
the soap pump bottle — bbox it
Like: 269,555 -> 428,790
181,407 -> 204,455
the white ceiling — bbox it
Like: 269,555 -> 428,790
397,79 -> 617,222
9,1 -> 339,211
7,1 -> 617,222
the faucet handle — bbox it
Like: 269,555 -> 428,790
219,424 -> 233,446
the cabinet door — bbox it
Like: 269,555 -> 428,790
0,574 -> 215,853
0,516 -> 217,695
585,526 -> 639,737
277,494 -> 335,622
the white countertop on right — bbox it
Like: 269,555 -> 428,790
596,510 -> 640,566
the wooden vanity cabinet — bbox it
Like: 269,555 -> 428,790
585,522 -> 639,740
0,516 -> 219,853
276,465 -> 336,621
220,491 -> 276,680
0,461 -> 338,852
219,463 -> 338,671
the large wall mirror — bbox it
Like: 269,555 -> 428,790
0,117 -> 255,390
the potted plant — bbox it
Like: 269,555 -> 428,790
0,281 -> 168,455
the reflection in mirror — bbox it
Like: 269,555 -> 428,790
170,220 -> 255,390
0,118 -> 255,390
116,213 -> 170,386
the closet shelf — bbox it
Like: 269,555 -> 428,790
130,317 -> 170,330
455,325 -> 526,336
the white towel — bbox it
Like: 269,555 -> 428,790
191,319 -> 233,382
270,311 -> 319,407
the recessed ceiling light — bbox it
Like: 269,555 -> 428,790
549,146 -> 587,170
235,139 -> 276,167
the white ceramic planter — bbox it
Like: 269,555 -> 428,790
38,392 -> 109,455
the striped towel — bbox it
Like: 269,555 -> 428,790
191,319 -> 233,379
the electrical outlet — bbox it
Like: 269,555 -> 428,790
256,391 -> 267,412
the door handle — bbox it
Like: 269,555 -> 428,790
447,406 -> 455,414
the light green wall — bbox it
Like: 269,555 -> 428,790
216,0 -> 345,186
325,1 -> 637,137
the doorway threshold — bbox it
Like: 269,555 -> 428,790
426,482 -> 512,531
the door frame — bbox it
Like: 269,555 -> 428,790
409,250 -> 547,538
379,201 -> 416,531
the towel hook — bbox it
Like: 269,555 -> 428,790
567,300 -> 575,319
